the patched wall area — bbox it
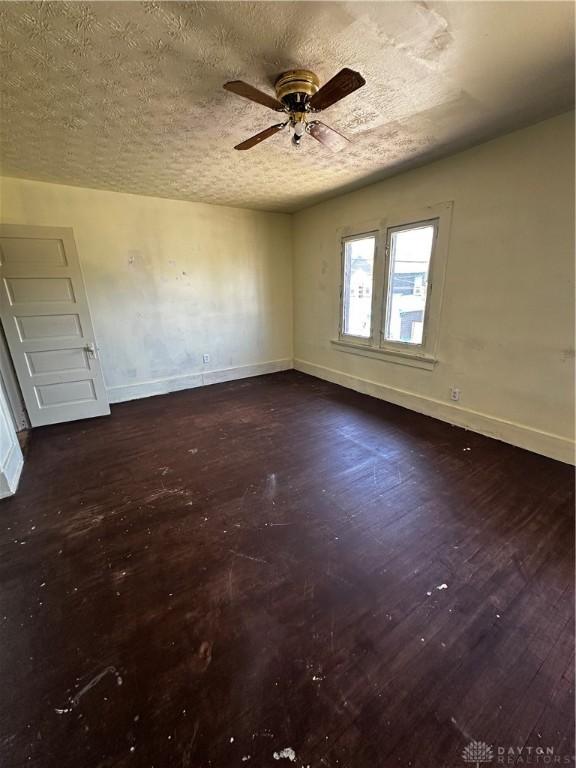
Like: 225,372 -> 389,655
0,179 -> 293,400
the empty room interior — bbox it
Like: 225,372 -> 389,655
0,1 -> 575,766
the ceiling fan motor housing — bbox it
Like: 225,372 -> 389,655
275,69 -> 319,111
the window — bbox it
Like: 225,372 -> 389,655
334,202 -> 451,370
383,221 -> 436,345
341,234 -> 376,339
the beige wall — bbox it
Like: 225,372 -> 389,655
0,179 -> 293,401
293,112 -> 575,463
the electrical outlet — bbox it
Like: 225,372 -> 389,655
202,353 -> 210,364
450,387 -> 461,402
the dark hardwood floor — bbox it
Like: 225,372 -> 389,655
0,371 -> 574,768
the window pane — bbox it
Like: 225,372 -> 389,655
342,236 -> 375,338
384,224 -> 435,345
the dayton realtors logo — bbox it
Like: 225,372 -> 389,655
461,740 -> 575,766
462,741 -> 494,767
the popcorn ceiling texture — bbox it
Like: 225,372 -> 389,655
0,1 -> 574,212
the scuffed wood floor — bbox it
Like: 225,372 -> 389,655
0,371 -> 573,767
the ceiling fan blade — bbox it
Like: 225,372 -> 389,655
307,120 -> 350,152
223,81 -> 285,111
234,123 -> 286,150
308,68 -> 365,111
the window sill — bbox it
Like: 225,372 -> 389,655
331,338 -> 437,371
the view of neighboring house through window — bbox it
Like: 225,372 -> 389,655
384,222 -> 436,345
341,235 -> 376,338
339,216 -> 442,354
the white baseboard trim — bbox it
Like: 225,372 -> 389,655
0,441 -> 24,499
294,358 -> 575,465
107,358 -> 293,404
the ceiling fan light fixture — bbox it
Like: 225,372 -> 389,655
293,121 -> 306,137
223,67 -> 365,152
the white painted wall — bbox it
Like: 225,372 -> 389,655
0,381 -> 23,499
0,180 -> 293,402
292,112 -> 575,463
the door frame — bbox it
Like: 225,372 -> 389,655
0,322 -> 28,431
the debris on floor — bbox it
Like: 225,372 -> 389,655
273,747 -> 297,761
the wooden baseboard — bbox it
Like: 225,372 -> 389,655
294,358 -> 575,465
106,358 -> 293,404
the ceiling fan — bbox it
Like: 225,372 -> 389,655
223,68 -> 365,152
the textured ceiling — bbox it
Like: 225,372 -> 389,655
0,1 -> 574,212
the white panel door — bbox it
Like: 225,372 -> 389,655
0,224 -> 110,427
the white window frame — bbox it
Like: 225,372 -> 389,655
381,217 -> 438,351
333,201 -> 453,371
339,231 -> 379,345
